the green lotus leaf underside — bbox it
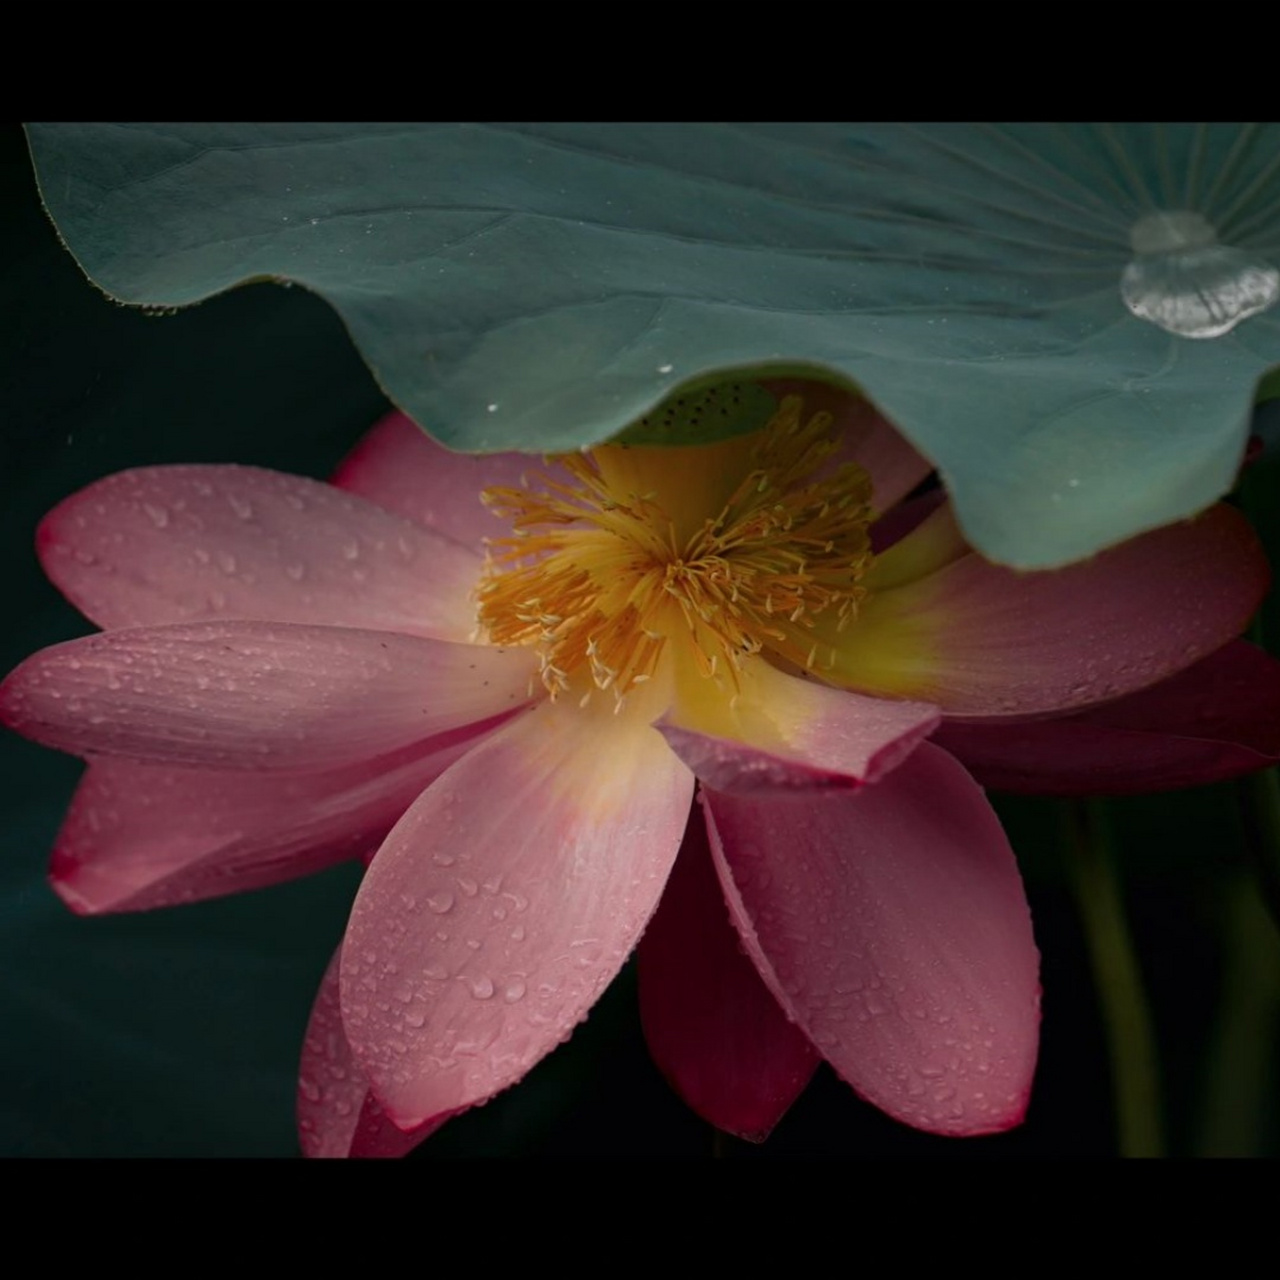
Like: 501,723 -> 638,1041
25,123 -> 1280,568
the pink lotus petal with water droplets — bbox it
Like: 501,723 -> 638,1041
658,658 -> 938,795
0,620 -> 537,771
332,411 -> 535,553
38,464 -> 482,640
341,699 -> 693,1127
704,742 -> 1041,1137
934,639 -> 1280,795
826,503 -> 1269,717
638,808 -> 818,1141
50,722 -> 501,914
299,947 -> 451,1158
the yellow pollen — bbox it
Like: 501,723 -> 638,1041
476,396 -> 875,703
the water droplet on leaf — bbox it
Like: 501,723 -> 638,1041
1122,210 -> 1279,338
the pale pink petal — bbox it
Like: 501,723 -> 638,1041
50,725 -> 495,914
299,947 -> 450,1158
934,640 -> 1280,795
38,464 -> 482,640
332,410 -> 534,552
0,621 -> 537,770
638,809 -> 818,1141
761,378 -> 932,512
341,699 -> 694,1127
704,742 -> 1041,1137
658,658 -> 938,795
825,503 -> 1269,716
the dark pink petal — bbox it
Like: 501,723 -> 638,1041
826,503 -> 1269,716
704,743 -> 1041,1137
865,499 -> 967,589
341,699 -> 694,1127
934,640 -> 1280,795
658,659 -> 938,795
299,947 -> 450,1158
38,464 -> 482,640
638,808 -> 819,1141
0,621 -> 536,770
762,379 -> 932,512
869,489 -> 948,555
50,724 -> 497,914
332,411 -> 534,552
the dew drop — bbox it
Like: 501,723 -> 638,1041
226,493 -> 254,520
427,891 -> 454,914
470,976 -> 495,999
285,562 -> 306,582
502,979 -> 526,1003
1122,210 -> 1279,339
142,502 -> 169,529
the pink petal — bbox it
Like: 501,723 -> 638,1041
38,464 -> 482,640
658,658 -> 939,795
50,725 -> 495,914
761,379 -> 932,512
933,639 -> 1280,795
704,742 -> 1041,1137
825,503 -> 1269,716
340,699 -> 694,1127
299,947 -> 450,1158
0,621 -> 537,770
332,411 -> 534,552
638,807 -> 819,1141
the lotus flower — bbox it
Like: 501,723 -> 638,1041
1,385 -> 1275,1158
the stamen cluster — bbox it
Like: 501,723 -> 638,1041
476,397 -> 874,708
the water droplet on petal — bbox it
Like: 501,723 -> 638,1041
470,976 -> 495,999
427,891 -> 454,914
142,503 -> 169,529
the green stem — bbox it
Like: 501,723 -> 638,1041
1236,768 -> 1280,936
1063,799 -> 1166,1157
1195,871 -> 1280,1156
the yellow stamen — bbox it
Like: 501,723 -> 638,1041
476,396 -> 875,703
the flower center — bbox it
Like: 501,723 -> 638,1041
476,396 -> 875,710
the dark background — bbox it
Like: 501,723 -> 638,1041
3,122 -> 1276,1157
